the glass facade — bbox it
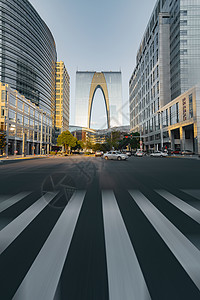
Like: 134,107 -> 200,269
129,0 -> 200,150
0,82 -> 52,155
0,0 -> 57,117
75,71 -> 123,129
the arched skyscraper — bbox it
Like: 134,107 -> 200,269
75,71 -> 123,129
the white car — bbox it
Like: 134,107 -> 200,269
103,151 -> 128,161
150,151 -> 168,157
135,151 -> 144,157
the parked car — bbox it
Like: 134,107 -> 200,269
103,151 -> 128,161
172,149 -> 181,155
181,150 -> 194,155
95,151 -> 103,157
150,151 -> 168,157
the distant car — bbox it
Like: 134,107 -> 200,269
181,150 -> 194,155
95,151 -> 103,157
172,149 -> 181,155
103,151 -> 128,161
150,151 -> 168,157
135,150 -> 144,157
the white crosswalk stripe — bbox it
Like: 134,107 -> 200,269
0,192 -> 58,255
102,190 -> 151,300
13,190 -> 86,300
182,190 -> 200,201
129,190 -> 200,292
0,192 -> 31,213
156,189 -> 200,224
1,188 -> 200,298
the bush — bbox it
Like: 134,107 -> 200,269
50,151 -> 57,155
85,152 -> 91,155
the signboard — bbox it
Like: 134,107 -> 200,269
182,98 -> 187,121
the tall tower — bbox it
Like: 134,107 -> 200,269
55,62 -> 70,139
75,71 -> 123,129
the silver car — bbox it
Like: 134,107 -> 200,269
103,151 -> 128,161
150,151 -> 168,157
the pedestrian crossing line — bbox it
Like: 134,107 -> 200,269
102,190 -> 151,300
0,192 -> 58,255
0,192 -> 31,213
129,190 -> 200,292
13,190 -> 86,300
156,190 -> 200,224
182,190 -> 200,201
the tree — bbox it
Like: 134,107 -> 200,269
118,132 -> 140,150
85,138 -> 93,151
71,140 -> 85,151
0,131 -> 6,155
106,130 -> 122,150
57,131 -> 77,153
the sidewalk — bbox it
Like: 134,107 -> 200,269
0,154 -> 48,163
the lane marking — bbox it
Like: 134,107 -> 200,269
13,190 -> 86,300
182,190 -> 200,201
102,190 -> 151,300
156,190 -> 200,224
0,192 -> 58,255
129,190 -> 200,292
0,192 -> 31,213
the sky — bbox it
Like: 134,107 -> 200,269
29,0 -> 156,128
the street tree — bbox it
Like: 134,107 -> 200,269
0,131 -> 6,155
85,138 -> 93,151
57,130 -> 77,153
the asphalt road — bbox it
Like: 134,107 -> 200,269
0,155 -> 200,300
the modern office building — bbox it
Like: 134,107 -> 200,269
129,0 -> 200,153
0,82 -> 52,156
0,0 -> 57,119
75,71 -> 123,129
70,125 -> 130,145
55,61 -> 70,141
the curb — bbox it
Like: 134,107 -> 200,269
0,156 -> 48,164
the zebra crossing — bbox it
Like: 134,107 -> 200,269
0,188 -> 200,299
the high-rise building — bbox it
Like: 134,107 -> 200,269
75,71 -> 123,129
129,0 -> 200,152
0,0 -> 57,119
55,61 -> 70,140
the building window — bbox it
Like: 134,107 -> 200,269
176,102 -> 179,123
180,10 -> 187,16
17,114 -> 23,124
1,107 -> 5,117
8,110 -> 16,121
24,117 -> 29,126
1,91 -> 7,102
18,100 -> 23,111
9,95 -> 16,107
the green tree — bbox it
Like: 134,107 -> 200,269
106,130 -> 122,150
130,132 -> 140,150
0,131 -> 6,155
57,131 -> 77,153
85,138 -> 93,151
72,140 -> 85,151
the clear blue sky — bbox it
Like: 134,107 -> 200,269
29,0 -> 156,128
